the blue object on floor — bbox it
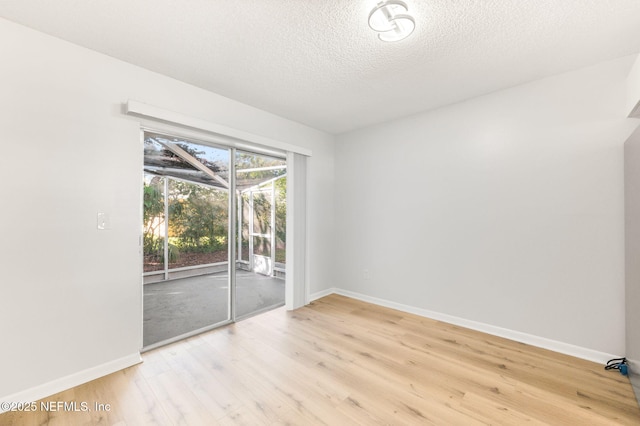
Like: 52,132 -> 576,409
620,364 -> 628,376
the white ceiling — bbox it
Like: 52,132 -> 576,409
1,1 -> 640,134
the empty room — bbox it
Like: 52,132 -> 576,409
2,1 -> 640,425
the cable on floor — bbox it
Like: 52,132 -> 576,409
605,357 -> 628,376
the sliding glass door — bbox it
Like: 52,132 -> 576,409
142,132 -> 287,348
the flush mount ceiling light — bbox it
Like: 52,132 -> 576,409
368,0 -> 415,42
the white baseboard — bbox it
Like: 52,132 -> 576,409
310,288 -> 619,365
309,287 -> 336,301
0,352 -> 142,413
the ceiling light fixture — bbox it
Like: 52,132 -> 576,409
368,0 -> 415,42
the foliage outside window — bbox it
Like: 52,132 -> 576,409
143,174 -> 229,272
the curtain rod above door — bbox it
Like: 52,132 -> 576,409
124,100 -> 312,157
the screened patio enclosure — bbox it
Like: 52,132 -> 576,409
142,131 -> 287,348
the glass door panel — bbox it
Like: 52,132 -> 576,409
143,132 -> 231,348
234,151 -> 286,319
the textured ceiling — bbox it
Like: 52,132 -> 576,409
1,1 -> 640,134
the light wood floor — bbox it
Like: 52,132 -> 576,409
2,294 -> 640,425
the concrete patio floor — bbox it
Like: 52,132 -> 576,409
143,269 -> 284,347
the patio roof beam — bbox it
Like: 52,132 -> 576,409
158,140 -> 230,188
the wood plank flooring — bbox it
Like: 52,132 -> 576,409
2,294 -> 639,425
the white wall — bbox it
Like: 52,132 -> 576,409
335,55 -> 640,358
0,17 -> 334,401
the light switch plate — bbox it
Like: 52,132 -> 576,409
97,212 -> 111,230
